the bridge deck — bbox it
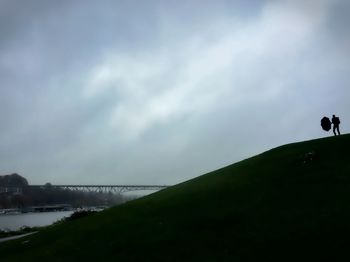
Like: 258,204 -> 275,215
0,185 -> 170,194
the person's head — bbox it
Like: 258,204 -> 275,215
333,114 -> 336,117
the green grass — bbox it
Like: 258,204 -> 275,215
1,134 -> 350,261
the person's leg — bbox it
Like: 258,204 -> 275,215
337,126 -> 340,135
333,125 -> 337,136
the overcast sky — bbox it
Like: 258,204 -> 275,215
0,0 -> 349,185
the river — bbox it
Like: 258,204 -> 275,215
0,211 -> 74,231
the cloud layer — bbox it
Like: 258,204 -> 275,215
0,0 -> 349,185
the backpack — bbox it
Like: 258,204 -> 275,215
333,117 -> 340,125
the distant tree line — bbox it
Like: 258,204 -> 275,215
0,174 -> 134,209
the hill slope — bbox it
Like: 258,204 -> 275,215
1,134 -> 350,261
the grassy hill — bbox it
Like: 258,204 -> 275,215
1,134 -> 350,261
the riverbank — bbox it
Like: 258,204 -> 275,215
0,205 -> 107,215
0,205 -> 72,215
0,232 -> 37,243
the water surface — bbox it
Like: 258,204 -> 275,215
0,211 -> 74,231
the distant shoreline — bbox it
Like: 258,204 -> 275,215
0,205 -> 107,215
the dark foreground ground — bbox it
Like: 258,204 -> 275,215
1,134 -> 350,261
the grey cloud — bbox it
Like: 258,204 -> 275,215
0,1 -> 349,185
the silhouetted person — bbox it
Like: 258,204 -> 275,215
331,114 -> 341,136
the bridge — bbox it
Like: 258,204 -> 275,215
0,185 -> 170,194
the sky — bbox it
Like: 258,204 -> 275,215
0,0 -> 349,185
